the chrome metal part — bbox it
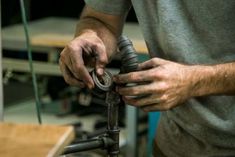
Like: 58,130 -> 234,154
91,70 -> 113,99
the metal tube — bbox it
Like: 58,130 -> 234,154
118,36 -> 139,157
118,36 -> 139,73
0,0 -> 3,121
20,0 -> 42,124
107,104 -> 119,157
63,137 -> 116,155
106,92 -> 120,157
63,139 -> 104,154
107,103 -> 119,130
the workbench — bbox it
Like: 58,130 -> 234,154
1,17 -> 152,157
0,122 -> 75,157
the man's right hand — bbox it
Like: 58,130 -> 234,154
59,30 -> 108,89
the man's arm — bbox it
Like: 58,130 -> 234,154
59,5 -> 127,88
113,58 -> 235,111
76,6 -> 127,61
190,62 -> 235,96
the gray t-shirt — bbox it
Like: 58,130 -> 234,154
84,0 -> 235,156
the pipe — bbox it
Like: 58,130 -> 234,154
118,36 -> 139,73
106,91 -> 120,156
62,36 -> 139,156
0,0 -> 3,121
63,137 -> 116,155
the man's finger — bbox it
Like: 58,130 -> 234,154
93,44 -> 107,76
59,59 -> 85,87
141,103 -> 169,112
138,57 -> 167,70
123,94 -> 161,107
113,70 -> 155,84
69,47 -> 94,89
141,104 -> 162,112
116,83 -> 156,96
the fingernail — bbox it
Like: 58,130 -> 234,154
88,83 -> 93,89
96,68 -> 103,75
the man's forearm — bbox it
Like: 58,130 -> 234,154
191,62 -> 235,97
75,6 -> 126,60
76,18 -> 117,60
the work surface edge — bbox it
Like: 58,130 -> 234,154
2,17 -> 148,54
0,122 -> 75,157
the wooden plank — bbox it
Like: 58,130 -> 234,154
2,17 -> 148,54
2,58 -> 61,76
31,33 -> 147,54
2,58 -> 119,76
0,123 -> 75,157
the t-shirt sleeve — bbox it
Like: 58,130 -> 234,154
84,0 -> 132,15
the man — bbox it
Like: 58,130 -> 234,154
59,0 -> 235,156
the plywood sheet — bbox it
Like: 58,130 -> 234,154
0,123 -> 75,157
2,17 -> 148,53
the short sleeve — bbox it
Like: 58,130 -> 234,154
84,0 -> 132,15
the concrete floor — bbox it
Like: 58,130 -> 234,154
4,98 -> 98,132
3,79 -> 95,130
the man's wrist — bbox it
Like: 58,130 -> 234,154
189,65 -> 216,97
189,62 -> 235,97
76,29 -> 98,37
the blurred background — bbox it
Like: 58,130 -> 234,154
1,0 -> 159,157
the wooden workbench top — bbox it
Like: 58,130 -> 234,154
0,123 -> 75,157
2,17 -> 148,54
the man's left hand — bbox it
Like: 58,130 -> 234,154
113,57 -> 194,112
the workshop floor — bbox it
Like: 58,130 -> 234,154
4,98 -> 99,132
3,79 -> 95,130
